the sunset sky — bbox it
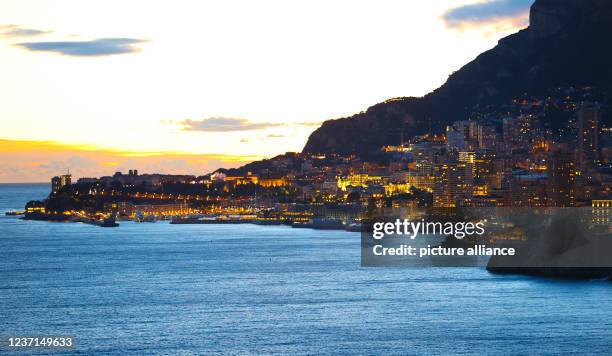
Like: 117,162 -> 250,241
0,0 -> 534,182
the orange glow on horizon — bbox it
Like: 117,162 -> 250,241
0,139 -> 262,183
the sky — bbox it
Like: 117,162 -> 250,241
0,0 -> 534,182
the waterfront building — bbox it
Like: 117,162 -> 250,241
99,172 -> 194,188
76,177 -> 98,184
592,199 -> 612,226
60,174 -> 71,187
51,173 -> 72,194
51,176 -> 61,194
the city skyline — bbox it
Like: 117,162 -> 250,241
0,0 -> 534,182
3,1 -> 612,353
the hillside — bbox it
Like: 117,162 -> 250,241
302,0 -> 612,155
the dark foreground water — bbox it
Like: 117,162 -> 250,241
1,184 -> 612,355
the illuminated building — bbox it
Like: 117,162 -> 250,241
592,199 -> 612,226
390,171 -> 409,183
405,142 -> 443,193
104,202 -> 192,217
51,173 -> 72,194
408,173 -> 434,192
503,115 -> 533,154
99,171 -> 192,188
459,151 -> 476,190
547,148 -> 576,207
407,160 -> 434,192
409,142 -> 445,165
433,161 -> 473,208
225,175 -> 259,186
337,174 -> 383,191
477,125 -> 498,150
51,176 -> 61,193
446,125 -> 466,150
446,121 -> 476,150
258,177 -> 286,187
473,184 -> 488,196
511,172 -> 547,207
320,180 -> 339,195
446,121 -> 497,151
474,150 -> 497,192
460,150 -> 497,196
471,195 -> 504,207
60,174 -> 71,187
383,183 -> 410,196
211,172 -> 227,181
458,151 -> 475,164
382,145 -> 409,153
577,102 -> 600,171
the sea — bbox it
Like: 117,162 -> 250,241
1,183 -> 612,355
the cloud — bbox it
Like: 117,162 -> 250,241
15,38 -> 147,57
295,121 -> 323,127
180,117 -> 284,132
170,118 -> 322,132
442,0 -> 533,29
0,24 -> 51,38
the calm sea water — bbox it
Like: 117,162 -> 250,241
1,183 -> 612,355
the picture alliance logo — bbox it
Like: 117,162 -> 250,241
371,219 -> 486,240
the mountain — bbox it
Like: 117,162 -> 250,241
302,0 -> 612,156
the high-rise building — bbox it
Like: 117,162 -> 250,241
447,121 -> 497,151
473,150 -> 497,192
503,115 -> 533,154
60,174 -> 71,187
547,148 -> 576,207
477,125 -> 498,150
433,161 -> 473,208
445,121 -> 481,150
577,102 -> 600,171
51,173 -> 72,194
446,125 -> 466,150
51,176 -> 61,194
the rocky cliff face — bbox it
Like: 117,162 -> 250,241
528,0 -> 580,38
303,0 -> 612,155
